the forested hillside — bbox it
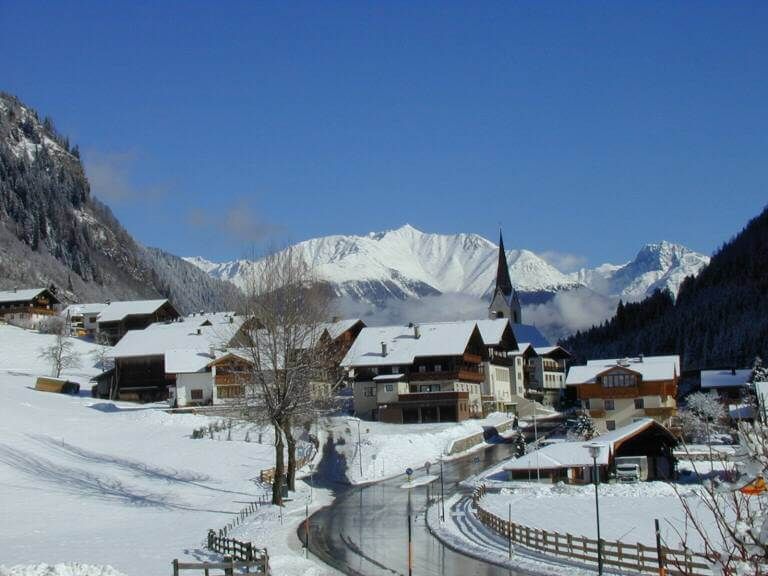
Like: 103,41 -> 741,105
0,92 -> 240,312
562,205 -> 768,370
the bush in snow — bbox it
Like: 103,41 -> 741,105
569,413 -> 598,440
679,391 -> 728,443
750,357 -> 768,384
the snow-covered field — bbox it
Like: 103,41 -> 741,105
330,413 -> 514,484
480,481 -> 716,551
0,325 -> 277,575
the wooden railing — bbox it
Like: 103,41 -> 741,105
259,445 -> 315,485
207,531 -> 269,566
473,488 -> 712,576
173,558 -> 268,575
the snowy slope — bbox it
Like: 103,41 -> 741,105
186,226 -> 708,305
0,324 -> 276,575
571,241 -> 710,302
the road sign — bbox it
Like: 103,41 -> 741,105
406,467 -> 413,477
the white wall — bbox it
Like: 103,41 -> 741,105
175,372 -> 213,407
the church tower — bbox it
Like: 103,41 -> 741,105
489,230 -> 522,323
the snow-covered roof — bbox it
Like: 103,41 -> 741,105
97,299 -> 172,324
107,314 -> 243,360
474,319 -> 511,347
341,321 -> 480,368
164,349 -> 214,374
505,418 -> 663,471
511,324 -> 550,348
567,355 -> 679,385
534,345 -> 571,358
586,355 -> 681,375
61,303 -> 107,317
700,369 -> 752,390
513,343 -> 534,355
321,318 -> 364,340
0,287 -> 52,304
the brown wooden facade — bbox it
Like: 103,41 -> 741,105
98,301 -> 180,345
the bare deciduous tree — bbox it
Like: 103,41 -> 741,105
38,326 -> 81,378
673,422 -> 768,575
236,246 -> 337,504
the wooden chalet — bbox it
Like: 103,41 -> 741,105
97,299 -> 180,345
0,286 -> 60,330
343,322 -> 489,423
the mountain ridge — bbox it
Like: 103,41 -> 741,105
185,225 -> 710,306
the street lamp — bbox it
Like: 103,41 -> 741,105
585,442 -> 605,576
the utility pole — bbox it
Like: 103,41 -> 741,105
357,419 -> 363,478
533,402 -> 540,481
439,457 -> 446,522
407,487 -> 413,576
586,443 -> 604,576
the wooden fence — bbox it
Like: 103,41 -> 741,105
215,496 -> 269,538
172,557 -> 268,576
259,447 -> 315,484
473,487 -> 713,576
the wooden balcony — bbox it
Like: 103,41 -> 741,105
409,370 -> 484,384
397,391 -> 469,403
589,409 -> 606,419
645,407 -> 677,418
463,353 -> 482,364
215,373 -> 244,386
578,381 -> 677,400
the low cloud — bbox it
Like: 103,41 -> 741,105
523,288 -> 616,342
539,251 -> 588,273
186,200 -> 283,244
83,151 -> 168,203
336,293 -> 489,326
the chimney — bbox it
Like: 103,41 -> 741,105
732,367 -> 736,376
638,354 -> 644,363
196,328 -> 202,335
381,342 -> 388,357
414,325 -> 420,339
332,316 -> 340,323
229,316 -> 234,324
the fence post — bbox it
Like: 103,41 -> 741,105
637,542 -> 644,571
172,559 -> 179,576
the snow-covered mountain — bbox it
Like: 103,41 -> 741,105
186,226 -> 709,306
571,241 -> 710,302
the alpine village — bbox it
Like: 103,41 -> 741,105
1,5 -> 767,576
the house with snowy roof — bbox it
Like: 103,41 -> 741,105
208,318 -> 365,404
700,368 -> 752,399
566,355 -> 680,432
60,302 -> 107,336
0,286 -> 60,330
504,418 -> 677,484
96,299 -> 180,344
342,321 -> 489,423
95,312 -> 242,403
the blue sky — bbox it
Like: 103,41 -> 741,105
1,1 -> 766,268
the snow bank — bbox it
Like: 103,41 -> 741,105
0,565 -> 125,576
480,481 -> 715,550
330,413 -> 512,484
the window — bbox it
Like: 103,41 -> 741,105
364,387 -> 375,397
419,365 -> 427,373
604,399 -> 615,411
584,399 -> 590,409
371,367 -> 379,375
634,398 -> 645,409
602,373 -> 637,388
385,384 -> 394,392
606,420 -> 616,431
392,366 -> 400,374
434,364 -> 442,372
191,389 -> 203,400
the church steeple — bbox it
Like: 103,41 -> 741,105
489,229 -> 522,323
495,230 -> 514,298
